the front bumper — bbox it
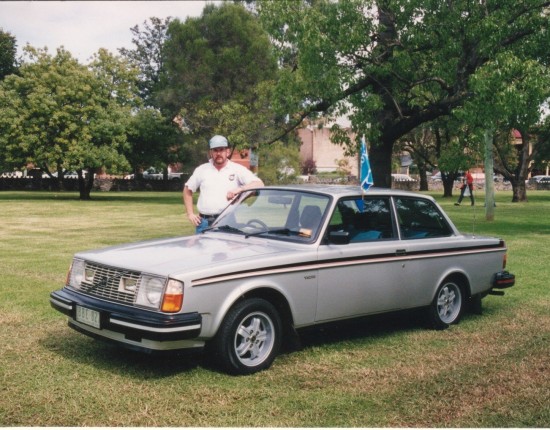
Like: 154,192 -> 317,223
50,287 -> 203,352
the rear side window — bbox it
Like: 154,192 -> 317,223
394,197 -> 453,239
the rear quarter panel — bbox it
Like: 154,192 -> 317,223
401,236 -> 506,306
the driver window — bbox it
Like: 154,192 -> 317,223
329,197 -> 394,242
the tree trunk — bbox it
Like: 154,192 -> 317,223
494,128 -> 531,203
78,169 -> 94,200
513,130 -> 531,202
484,129 -> 495,221
369,140 -> 393,188
511,179 -> 528,202
56,168 -> 65,191
417,159 -> 429,191
442,177 -> 454,197
419,171 -> 428,191
163,166 -> 170,190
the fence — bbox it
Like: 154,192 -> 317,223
0,176 -> 190,192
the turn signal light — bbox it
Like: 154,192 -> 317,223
161,279 -> 184,313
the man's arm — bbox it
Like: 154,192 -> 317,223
227,178 -> 264,200
240,179 -> 264,192
183,186 -> 201,227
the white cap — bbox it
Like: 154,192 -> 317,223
209,135 -> 228,149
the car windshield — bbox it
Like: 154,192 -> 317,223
210,188 -> 331,242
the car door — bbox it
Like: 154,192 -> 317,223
392,196 -> 457,307
314,196 -> 410,322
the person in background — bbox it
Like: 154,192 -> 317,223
183,135 -> 264,233
455,170 -> 475,206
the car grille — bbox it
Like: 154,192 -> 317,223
79,262 -> 141,305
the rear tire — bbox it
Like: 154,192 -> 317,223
212,298 -> 282,375
428,279 -> 464,330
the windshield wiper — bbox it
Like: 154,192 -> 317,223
245,228 -> 293,238
204,225 -> 294,238
209,224 -> 245,235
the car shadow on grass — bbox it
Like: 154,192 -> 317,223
43,307 -> 484,377
290,308 -> 427,351
285,304 -> 486,354
41,326 -> 205,378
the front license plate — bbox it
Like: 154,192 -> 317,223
76,305 -> 101,329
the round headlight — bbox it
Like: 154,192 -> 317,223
69,259 -> 85,289
144,277 -> 164,305
135,275 -> 166,309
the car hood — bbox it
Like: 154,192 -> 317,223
75,233 -> 304,278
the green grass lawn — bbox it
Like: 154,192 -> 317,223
0,190 -> 548,427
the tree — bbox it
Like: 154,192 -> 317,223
397,126 -> 435,191
257,0 -> 550,188
159,2 -> 280,161
457,53 -> 550,205
0,47 -> 140,199
119,17 -> 189,178
119,17 -> 171,107
398,119 -> 474,195
126,107 -> 184,177
256,140 -> 302,185
0,29 -> 18,79
533,115 -> 550,173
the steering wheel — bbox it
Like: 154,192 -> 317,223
246,219 -> 268,229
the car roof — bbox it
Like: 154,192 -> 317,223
260,184 -> 435,201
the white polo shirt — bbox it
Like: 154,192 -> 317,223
185,159 -> 258,215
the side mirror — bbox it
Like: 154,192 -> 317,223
328,231 -> 350,245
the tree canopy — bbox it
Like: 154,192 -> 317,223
125,107 -> 184,176
456,51 -> 550,204
159,3 -> 280,151
257,0 -> 550,187
534,115 -> 550,173
119,17 -> 171,107
0,47 -> 140,199
0,29 -> 18,80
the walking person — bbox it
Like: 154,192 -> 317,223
455,170 -> 475,206
183,135 -> 264,233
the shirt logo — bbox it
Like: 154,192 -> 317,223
229,174 -> 235,181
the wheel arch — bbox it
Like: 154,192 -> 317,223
240,286 -> 293,316
435,270 -> 471,301
427,270 -> 470,329
238,287 -> 295,344
210,285 -> 296,350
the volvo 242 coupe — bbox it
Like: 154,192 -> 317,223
50,185 -> 515,375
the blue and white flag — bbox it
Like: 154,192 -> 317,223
360,136 -> 374,191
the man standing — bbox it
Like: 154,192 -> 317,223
455,170 -> 475,206
183,135 -> 264,232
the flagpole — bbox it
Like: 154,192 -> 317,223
360,135 -> 373,194
360,136 -> 365,198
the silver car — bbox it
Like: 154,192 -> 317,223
50,185 -> 515,375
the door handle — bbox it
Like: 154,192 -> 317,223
395,249 -> 407,256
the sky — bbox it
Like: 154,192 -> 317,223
0,1 -> 221,63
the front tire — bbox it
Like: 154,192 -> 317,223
212,298 -> 282,375
428,280 -> 464,330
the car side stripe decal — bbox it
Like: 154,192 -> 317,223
192,243 -> 505,286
